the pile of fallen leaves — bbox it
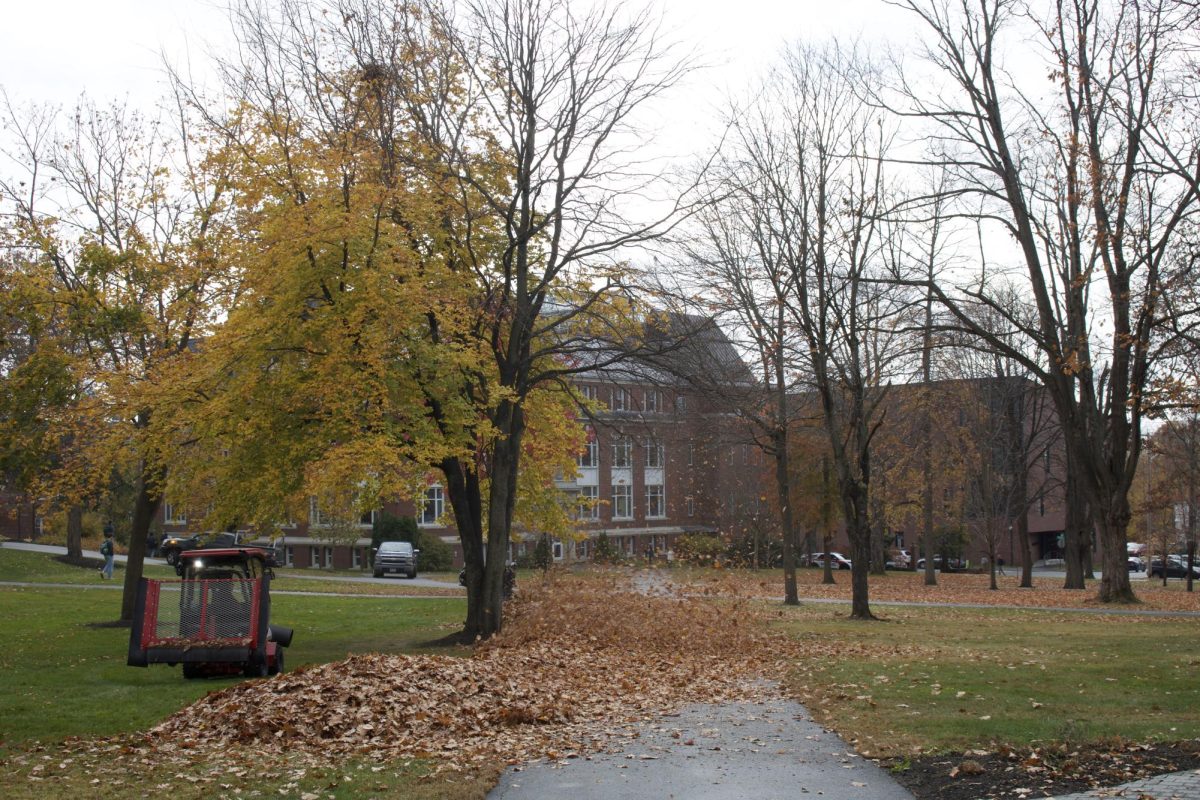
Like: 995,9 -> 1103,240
143,573 -> 796,773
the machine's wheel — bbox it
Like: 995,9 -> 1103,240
244,659 -> 269,679
408,569 -> 417,579
268,649 -> 285,676
182,663 -> 202,679
165,549 -> 179,566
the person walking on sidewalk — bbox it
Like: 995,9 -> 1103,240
100,524 -> 115,579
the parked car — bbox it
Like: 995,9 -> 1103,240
1127,556 -> 1146,572
886,550 -> 912,570
374,540 -> 419,579
1148,556 -> 1200,579
159,531 -> 243,566
915,555 -> 966,571
803,552 -> 852,570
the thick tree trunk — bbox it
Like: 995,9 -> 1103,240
65,505 -> 84,562
1096,506 -> 1137,603
847,520 -> 874,619
120,462 -> 161,623
478,400 -> 526,638
443,456 -> 486,638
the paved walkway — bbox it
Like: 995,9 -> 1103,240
1044,769 -> 1200,799
489,697 -> 915,800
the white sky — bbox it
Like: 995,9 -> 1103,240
0,0 -> 921,117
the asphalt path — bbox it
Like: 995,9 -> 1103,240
489,696 -> 915,800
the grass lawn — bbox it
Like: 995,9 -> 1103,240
779,604 -> 1200,757
0,548 -> 178,584
0,585 -> 466,748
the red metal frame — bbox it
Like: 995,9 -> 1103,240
139,578 -> 263,649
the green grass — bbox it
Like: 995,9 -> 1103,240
0,548 -> 177,584
0,585 -> 465,749
779,604 -> 1200,755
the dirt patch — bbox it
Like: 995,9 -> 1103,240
887,740 -> 1200,799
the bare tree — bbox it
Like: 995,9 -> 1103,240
690,42 -> 917,619
893,0 -> 1200,602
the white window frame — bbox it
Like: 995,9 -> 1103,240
646,485 -> 666,519
324,546 -> 334,568
420,485 -> 445,527
552,541 -> 564,560
612,484 -> 633,520
612,436 -> 632,468
611,387 -> 630,412
687,441 -> 694,466
686,496 -> 695,517
285,546 -> 294,567
578,431 -> 599,468
645,389 -> 661,412
645,439 -> 665,468
578,485 -> 600,520
580,385 -> 598,402
352,547 -> 361,569
164,501 -> 187,525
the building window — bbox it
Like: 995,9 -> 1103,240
552,541 -> 564,560
310,546 -> 321,567
420,485 -> 445,526
645,390 -> 661,412
686,496 -> 695,517
580,385 -> 598,402
578,430 -> 599,468
576,539 -> 589,560
611,387 -> 631,412
359,509 -> 376,527
612,484 -> 633,519
164,501 -> 186,525
285,546 -> 294,567
578,485 -> 600,520
675,394 -> 687,413
309,497 -> 326,527
612,436 -> 632,468
324,547 -> 334,568
742,446 -> 749,465
645,439 -> 665,468
646,485 -> 665,519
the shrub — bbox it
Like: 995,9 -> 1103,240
415,530 -> 455,571
592,531 -> 622,564
675,533 -> 725,566
531,534 -> 554,572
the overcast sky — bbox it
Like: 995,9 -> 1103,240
0,0 -> 920,118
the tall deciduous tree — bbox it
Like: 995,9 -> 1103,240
0,93 -> 234,620
895,0 -> 1200,602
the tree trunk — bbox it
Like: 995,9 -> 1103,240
988,524 -> 998,590
65,505 -> 84,563
842,481 -> 875,620
120,461 -> 161,623
1096,505 -> 1137,603
443,456 -> 486,638
1018,513 -> 1033,588
773,428 -> 799,605
822,529 -> 835,585
1063,464 -> 1087,589
479,400 -> 526,638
